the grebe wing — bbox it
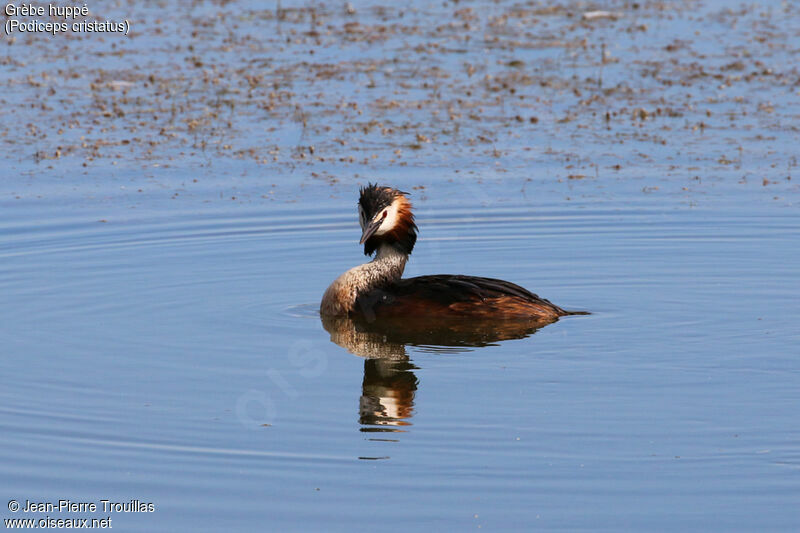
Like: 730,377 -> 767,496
354,275 -> 567,320
396,275 -> 545,300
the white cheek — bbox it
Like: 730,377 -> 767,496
374,202 -> 400,235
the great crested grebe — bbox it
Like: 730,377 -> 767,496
321,184 -> 582,322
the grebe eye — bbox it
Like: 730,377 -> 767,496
381,211 -> 387,219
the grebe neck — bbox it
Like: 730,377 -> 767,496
320,243 -> 408,316
364,243 -> 408,284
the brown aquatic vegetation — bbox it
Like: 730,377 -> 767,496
2,0 -> 797,204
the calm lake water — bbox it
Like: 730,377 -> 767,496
2,179 -> 798,531
2,0 -> 799,531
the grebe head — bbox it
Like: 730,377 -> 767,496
358,183 -> 418,256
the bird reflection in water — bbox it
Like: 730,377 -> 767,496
321,313 -> 558,432
360,358 -> 418,431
